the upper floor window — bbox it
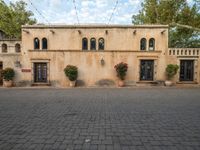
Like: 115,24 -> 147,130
98,38 -> 104,50
2,43 -> 7,53
149,38 -> 155,51
90,38 -> 96,50
15,43 -> 21,53
82,38 -> 88,50
34,38 -> 40,49
42,38 -> 48,50
140,38 -> 146,51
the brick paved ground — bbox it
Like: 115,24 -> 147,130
0,88 -> 200,150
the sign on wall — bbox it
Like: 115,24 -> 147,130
21,69 -> 31,72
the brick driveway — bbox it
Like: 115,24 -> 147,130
0,88 -> 200,150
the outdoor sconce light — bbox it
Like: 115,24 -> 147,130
22,30 -> 29,34
105,30 -> 108,35
133,30 -> 136,35
78,30 -> 82,34
161,30 -> 166,34
50,30 -> 55,34
15,61 -> 21,68
100,58 -> 105,66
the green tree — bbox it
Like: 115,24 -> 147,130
132,0 -> 200,48
0,0 -> 36,39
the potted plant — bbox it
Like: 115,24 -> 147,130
165,64 -> 179,86
64,65 -> 78,87
2,68 -> 15,87
114,62 -> 128,87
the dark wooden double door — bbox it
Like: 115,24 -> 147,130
180,60 -> 194,81
140,60 -> 154,81
34,63 -> 47,83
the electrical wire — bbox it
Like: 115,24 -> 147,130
108,0 -> 119,24
72,0 -> 80,24
28,0 -> 50,24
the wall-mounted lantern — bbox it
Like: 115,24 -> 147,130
15,61 -> 21,68
100,57 -> 105,66
105,30 -> 108,35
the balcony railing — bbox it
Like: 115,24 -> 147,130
168,48 -> 200,56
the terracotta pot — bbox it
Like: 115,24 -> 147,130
118,80 -> 125,87
165,80 -> 173,86
69,80 -> 76,87
3,80 -> 13,87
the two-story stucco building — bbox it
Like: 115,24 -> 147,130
0,24 -> 200,87
0,30 -> 21,86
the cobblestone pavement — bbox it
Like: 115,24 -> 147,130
0,88 -> 200,150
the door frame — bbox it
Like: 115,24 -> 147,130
34,62 -> 48,83
179,60 -> 194,82
31,60 -> 50,84
140,60 -> 154,81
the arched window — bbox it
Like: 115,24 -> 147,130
2,43 -> 7,53
149,38 -> 155,51
42,38 -> 48,50
140,38 -> 146,51
15,43 -> 21,53
82,38 -> 88,50
34,38 -> 40,49
98,38 -> 104,50
90,38 -> 96,50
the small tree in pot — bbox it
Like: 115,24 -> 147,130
114,62 -> 128,87
165,64 -> 179,86
2,68 -> 15,87
64,65 -> 78,87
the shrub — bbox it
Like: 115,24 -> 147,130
114,62 -> 128,80
166,64 -> 179,80
2,68 -> 15,81
64,65 -> 78,81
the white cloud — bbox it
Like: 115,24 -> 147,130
6,0 -> 143,24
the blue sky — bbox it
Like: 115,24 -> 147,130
4,0 -> 194,24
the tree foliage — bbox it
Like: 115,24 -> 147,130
132,0 -> 200,48
0,0 -> 36,39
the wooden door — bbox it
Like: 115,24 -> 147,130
180,60 -> 194,81
140,60 -> 154,81
34,63 -> 47,83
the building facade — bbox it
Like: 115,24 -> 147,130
0,25 -> 200,87
0,31 -> 21,86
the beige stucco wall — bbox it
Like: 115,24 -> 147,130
1,25 -> 199,87
167,48 -> 200,84
22,25 -> 168,51
0,40 -> 22,86
25,50 -> 165,86
20,25 -> 169,87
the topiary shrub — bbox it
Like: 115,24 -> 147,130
2,68 -> 15,81
166,64 -> 179,80
114,62 -> 128,80
64,65 -> 78,81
